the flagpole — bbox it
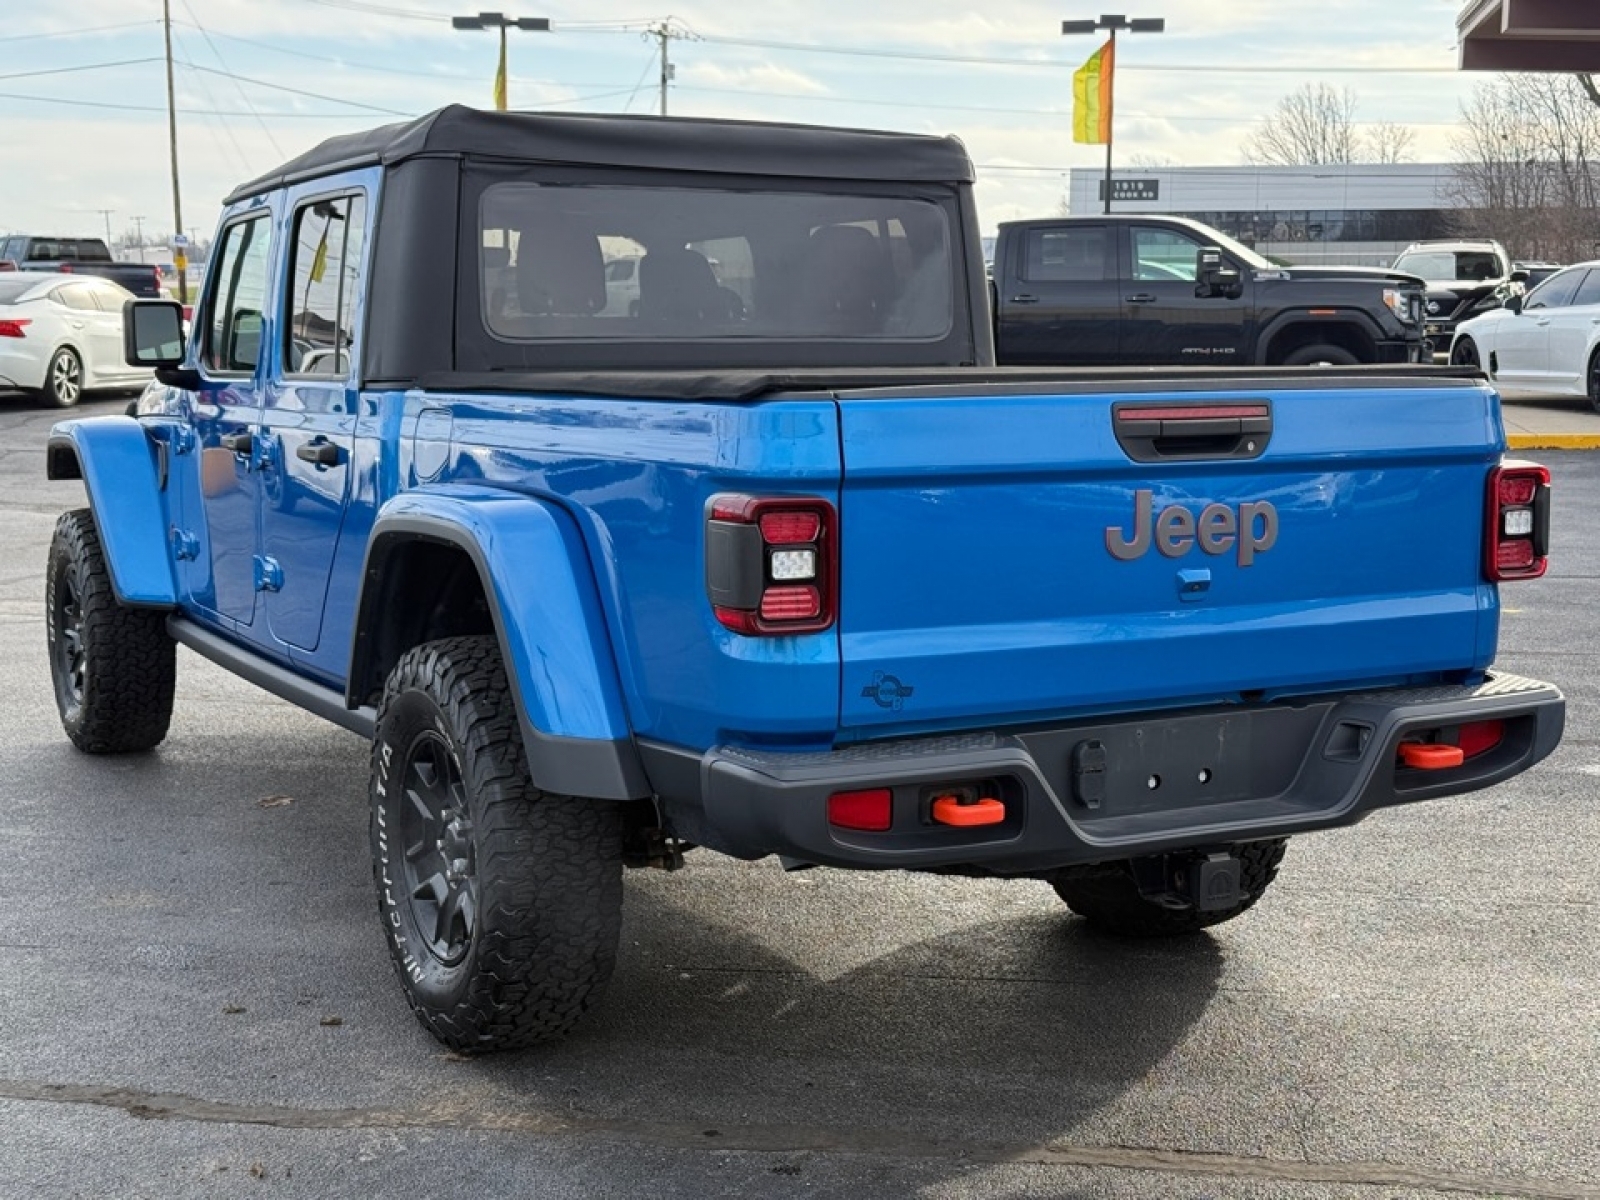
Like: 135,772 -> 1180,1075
1103,27 -> 1115,214
1062,15 -> 1165,215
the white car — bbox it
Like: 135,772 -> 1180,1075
1449,261 -> 1600,410
0,271 -> 152,407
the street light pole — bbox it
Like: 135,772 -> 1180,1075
452,12 -> 551,111
1062,14 -> 1165,214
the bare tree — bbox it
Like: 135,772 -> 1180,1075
1450,74 -> 1600,262
1363,121 -> 1416,164
1243,84 -> 1361,165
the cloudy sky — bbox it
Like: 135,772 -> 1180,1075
0,0 -> 1484,247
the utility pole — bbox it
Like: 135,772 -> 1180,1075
131,215 -> 147,263
646,22 -> 689,116
1062,13 -> 1165,214
160,0 -> 186,300
94,209 -> 114,246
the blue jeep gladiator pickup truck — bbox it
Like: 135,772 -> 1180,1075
45,106 -> 1564,1054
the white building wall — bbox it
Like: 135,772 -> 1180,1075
1067,163 -> 1463,267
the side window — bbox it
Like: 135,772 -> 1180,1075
86,282 -> 133,312
1565,270 -> 1600,308
51,285 -> 97,311
1525,270 -> 1582,311
284,193 -> 367,376
1023,227 -> 1108,282
203,216 -> 272,374
1131,228 -> 1205,282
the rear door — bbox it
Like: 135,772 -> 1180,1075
994,223 -> 1120,364
258,187 -> 369,653
834,379 -> 1499,733
1118,225 -> 1251,366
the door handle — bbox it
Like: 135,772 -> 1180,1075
1009,294 -> 1039,304
1535,318 -> 1551,326
1126,293 -> 1157,304
296,439 -> 342,467
219,431 -> 253,455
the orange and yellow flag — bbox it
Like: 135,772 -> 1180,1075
1072,38 -> 1114,144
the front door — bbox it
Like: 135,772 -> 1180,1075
1495,267 -> 1583,387
259,191 -> 369,652
995,222 -> 1121,364
1543,268 -> 1600,392
1118,225 -> 1251,366
181,211 -> 274,626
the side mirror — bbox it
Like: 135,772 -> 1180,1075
1196,247 -> 1241,298
123,298 -> 186,368
1509,269 -> 1530,284
1505,293 -> 1524,315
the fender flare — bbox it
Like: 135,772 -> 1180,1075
46,416 -> 176,607
350,485 -> 649,802
1254,309 -> 1385,365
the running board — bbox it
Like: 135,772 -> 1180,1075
166,617 -> 375,738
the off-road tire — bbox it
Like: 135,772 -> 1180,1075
46,509 -> 176,753
1281,343 -> 1359,367
1049,839 -> 1287,937
370,635 -> 623,1054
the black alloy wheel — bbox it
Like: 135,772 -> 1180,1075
1588,349 -> 1600,415
1451,338 -> 1481,370
395,729 -> 477,967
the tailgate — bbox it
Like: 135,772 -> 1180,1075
836,377 -> 1503,732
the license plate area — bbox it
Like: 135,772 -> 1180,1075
1019,704 -> 1331,828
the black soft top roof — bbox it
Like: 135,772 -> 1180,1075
224,104 -> 974,204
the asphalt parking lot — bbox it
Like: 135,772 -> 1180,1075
0,395 -> 1596,1199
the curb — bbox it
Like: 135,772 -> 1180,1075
1506,434 -> 1600,450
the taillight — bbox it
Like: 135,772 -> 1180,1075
706,493 -> 837,635
1485,461 -> 1550,581
57,263 -> 74,274
0,319 -> 29,338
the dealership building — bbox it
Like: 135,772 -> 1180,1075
1065,163 -> 1465,268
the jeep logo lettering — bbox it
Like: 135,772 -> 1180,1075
1105,489 -> 1278,566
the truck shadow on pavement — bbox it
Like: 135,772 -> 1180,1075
487,874 -> 1227,1150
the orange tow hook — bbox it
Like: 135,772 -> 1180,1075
931,794 -> 1006,827
1398,742 -> 1464,770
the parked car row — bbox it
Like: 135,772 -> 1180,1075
0,272 -> 150,406
1449,259 -> 1600,411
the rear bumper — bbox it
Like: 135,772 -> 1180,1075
642,672 -> 1563,874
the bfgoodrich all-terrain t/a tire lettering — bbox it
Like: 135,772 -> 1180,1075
1049,839 -> 1288,937
46,509 -> 176,753
370,634 -> 624,1054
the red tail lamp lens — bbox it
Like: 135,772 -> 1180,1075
1496,541 -> 1535,572
1498,476 -> 1538,506
0,319 -> 30,338
1457,720 -> 1504,758
759,585 -> 821,622
759,511 -> 821,544
828,788 -> 892,831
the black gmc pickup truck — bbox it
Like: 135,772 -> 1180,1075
993,215 -> 1428,367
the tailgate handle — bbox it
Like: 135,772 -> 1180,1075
1113,401 -> 1272,463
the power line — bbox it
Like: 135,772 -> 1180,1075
177,0 -> 285,158
180,61 -> 413,116
0,57 -> 165,83
0,90 -> 379,118
296,0 -> 450,22
0,21 -> 161,45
